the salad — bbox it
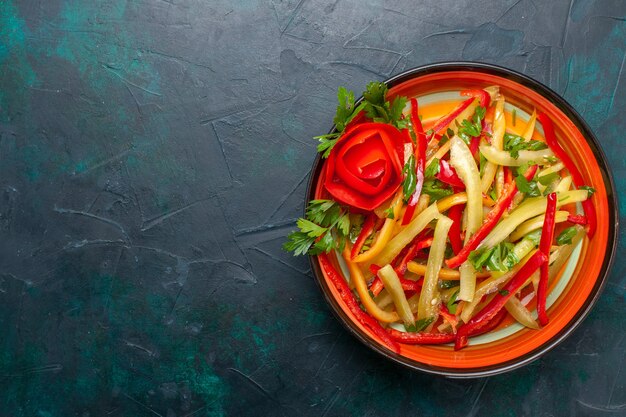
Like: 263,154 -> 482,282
284,82 -> 596,352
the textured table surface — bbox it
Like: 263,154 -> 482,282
1,1 -> 625,416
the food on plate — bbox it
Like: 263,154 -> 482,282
284,82 -> 595,352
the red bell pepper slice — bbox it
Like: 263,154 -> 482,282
395,237 -> 433,275
455,250 -> 548,350
388,307 -> 507,345
402,98 -> 427,225
436,159 -> 465,190
446,165 -> 539,269
368,270 -> 423,297
537,113 -> 596,238
504,166 -> 513,186
350,213 -> 377,260
318,254 -> 400,353
567,214 -> 587,225
429,97 -> 476,137
461,89 -> 491,108
440,305 -> 459,333
447,204 -> 465,255
537,193 -> 557,326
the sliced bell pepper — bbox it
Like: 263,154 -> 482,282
567,214 -> 587,225
369,264 -> 423,296
446,165 -> 538,269
454,250 -> 548,350
436,159 -> 465,190
395,237 -> 433,275
429,97 -> 475,137
537,113 -> 596,238
440,304 -> 459,333
447,204 -> 465,255
461,89 -> 491,108
537,192 -> 557,326
351,213 -> 377,260
318,253 -> 400,353
402,98 -> 427,225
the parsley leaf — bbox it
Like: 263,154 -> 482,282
439,280 -> 459,290
499,289 -> 510,296
515,174 -> 541,197
457,106 -> 486,144
579,185 -> 595,197
402,155 -> 417,202
424,158 -> 440,179
362,82 -> 408,130
447,290 -> 460,314
537,172 -> 559,186
556,226 -> 578,245
383,206 -> 395,219
314,134 -> 340,158
334,87 -> 357,132
283,232 -> 316,256
285,200 -> 352,256
315,87 -> 365,158
504,133 -> 548,159
468,242 -> 519,272
422,179 -> 453,201
405,317 -> 435,333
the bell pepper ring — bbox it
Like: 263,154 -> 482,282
325,123 -> 405,211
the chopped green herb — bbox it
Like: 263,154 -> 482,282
468,241 -> 519,272
479,152 -> 487,177
579,185 -> 595,197
457,106 -> 486,144
424,158 -> 440,179
406,317 -> 435,333
557,226 -> 578,245
439,280 -> 459,290
447,290 -> 460,314
504,133 -> 548,159
402,155 -> 417,202
515,174 -> 541,197
537,172 -> 559,186
422,179 -> 453,201
384,206 -> 395,219
499,289 -> 510,296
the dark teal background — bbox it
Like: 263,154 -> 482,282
0,0 -> 624,416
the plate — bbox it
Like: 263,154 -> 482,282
307,62 -> 619,377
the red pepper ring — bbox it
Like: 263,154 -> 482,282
318,254 -> 400,354
325,122 -> 405,212
537,193 -> 557,326
537,113 -> 597,238
455,250 -> 548,350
